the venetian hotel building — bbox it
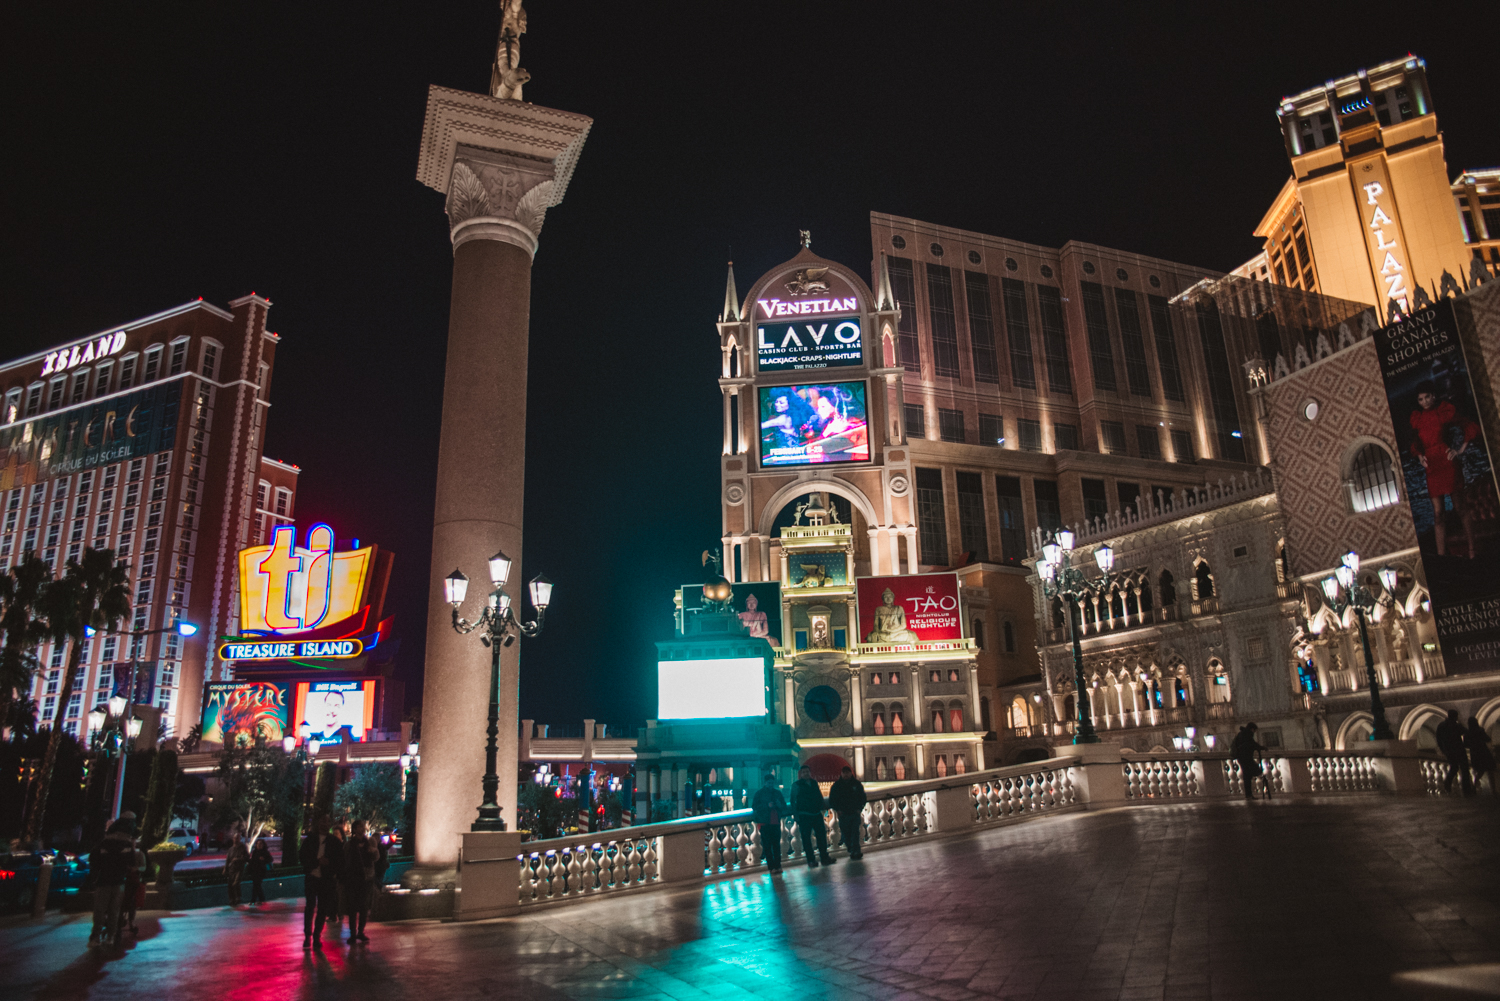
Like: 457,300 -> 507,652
0,295 -> 298,741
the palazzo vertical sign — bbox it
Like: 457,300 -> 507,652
1372,300 -> 1500,673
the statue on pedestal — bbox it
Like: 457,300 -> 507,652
490,0 -> 530,101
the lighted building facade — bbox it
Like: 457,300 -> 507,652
1454,168 -> 1500,281
0,296 -> 298,742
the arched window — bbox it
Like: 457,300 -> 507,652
1194,562 -> 1214,600
1110,590 -> 1126,620
1347,442 -> 1400,512
930,701 -> 946,732
889,703 -> 905,734
1140,582 -> 1153,612
1010,696 -> 1031,730
870,702 -> 886,735
948,701 -> 964,733
1159,570 -> 1176,605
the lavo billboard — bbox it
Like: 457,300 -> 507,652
1372,300 -> 1500,674
756,314 -> 862,372
857,573 -> 962,643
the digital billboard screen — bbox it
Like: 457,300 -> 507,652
201,681 -> 291,746
293,679 -> 376,743
857,573 -> 962,643
756,315 -> 862,372
758,381 -> 868,467
657,658 -> 766,720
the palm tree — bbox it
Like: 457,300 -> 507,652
20,548 -> 130,845
0,555 -> 51,736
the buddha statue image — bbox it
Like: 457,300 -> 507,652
737,592 -> 779,645
865,587 -> 919,643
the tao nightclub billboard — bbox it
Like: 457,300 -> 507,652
857,573 -> 962,644
758,381 -> 869,467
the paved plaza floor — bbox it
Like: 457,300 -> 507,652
3,795 -> 1498,1001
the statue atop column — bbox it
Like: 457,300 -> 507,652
490,0 -> 530,101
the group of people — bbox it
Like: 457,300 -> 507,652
298,816 -> 386,948
1436,709 -> 1497,796
87,812 -> 147,948
750,765 -> 868,873
221,834 -> 276,905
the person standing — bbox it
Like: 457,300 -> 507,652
121,833 -> 146,936
828,766 -> 868,861
1436,709 -> 1474,796
223,834 -> 249,906
1230,723 -> 1266,800
791,766 -> 836,867
1466,717 -> 1497,798
750,773 -> 788,875
299,817 -> 331,948
343,820 -> 377,943
248,838 -> 274,905
321,823 -> 347,939
87,819 -> 135,947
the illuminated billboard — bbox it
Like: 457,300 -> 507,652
0,382 -> 180,488
758,381 -> 868,467
201,681 -> 291,746
857,573 -> 962,643
238,524 -> 374,635
756,315 -> 862,372
657,658 -> 766,720
293,679 -> 376,744
680,581 -> 782,646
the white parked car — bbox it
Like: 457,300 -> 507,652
165,829 -> 197,856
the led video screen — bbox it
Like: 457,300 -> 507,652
657,658 -> 766,720
293,679 -> 376,744
758,380 -> 869,467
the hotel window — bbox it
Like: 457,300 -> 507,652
201,342 -> 220,379
4,388 -> 20,423
25,384 -> 43,417
1000,278 -> 1036,390
1017,418 -> 1041,452
1099,421 -> 1127,455
949,704 -> 964,733
926,264 -> 961,379
1113,288 -> 1152,397
70,371 -> 90,404
1147,295 -> 1184,402
1082,478 -> 1109,524
1078,282 -> 1118,393
874,757 -> 888,781
892,756 -> 907,780
1137,425 -> 1162,460
257,480 -> 270,511
1036,285 -> 1072,395
143,346 -> 163,383
978,413 -> 1004,447
1484,209 -> 1500,241
275,488 -> 291,517
995,476 -> 1025,565
1193,299 -> 1245,461
94,361 -> 113,397
1117,481 -> 1142,513
1170,429 -> 1194,462
929,669 -> 942,684
168,339 -> 188,376
956,471 -> 987,560
1033,478 -> 1061,535
869,672 -> 882,685
889,704 -> 905,735
904,403 -> 926,439
937,408 -> 965,443
915,468 -> 949,566
964,271 -> 999,385
888,672 -> 900,685
934,754 -> 948,777
888,257 -> 920,373
1053,423 -> 1079,451
954,754 -> 967,775
1347,443 -> 1400,512
48,378 -> 66,410
870,703 -> 886,734
931,703 -> 945,731
973,618 -> 985,649
118,355 -> 137,390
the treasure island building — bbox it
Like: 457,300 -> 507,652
0,295 -> 299,742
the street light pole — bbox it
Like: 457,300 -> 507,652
443,551 -> 552,832
1321,551 -> 1396,742
1037,529 -> 1114,745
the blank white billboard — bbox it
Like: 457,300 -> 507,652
657,657 -> 765,720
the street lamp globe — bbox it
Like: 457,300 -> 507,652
1042,540 -> 1061,564
176,620 -> 200,637
1094,545 -> 1115,572
529,574 -> 554,612
88,706 -> 107,731
1335,564 -> 1354,590
108,693 -> 127,717
444,569 -> 470,607
1342,550 -> 1361,573
1038,560 -> 1056,581
126,716 -> 143,739
1379,566 -> 1398,593
487,550 -> 514,587
298,722 -> 311,741
307,738 -> 321,756
1057,529 -> 1075,552
400,753 -> 412,769
1321,577 -> 1340,602
282,736 -> 296,753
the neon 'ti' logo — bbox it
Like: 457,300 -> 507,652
256,524 -> 335,631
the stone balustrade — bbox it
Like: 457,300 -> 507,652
448,742 -> 1454,918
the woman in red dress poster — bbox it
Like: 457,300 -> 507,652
1410,382 -> 1478,558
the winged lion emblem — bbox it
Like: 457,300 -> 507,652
785,267 -> 831,296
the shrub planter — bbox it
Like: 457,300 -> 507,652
146,849 -> 186,907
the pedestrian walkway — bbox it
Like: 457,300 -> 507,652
4,796 -> 1497,1000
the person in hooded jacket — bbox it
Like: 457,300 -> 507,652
299,816 -> 340,948
88,819 -> 136,947
828,766 -> 868,861
750,773 -> 788,874
791,766 -> 836,867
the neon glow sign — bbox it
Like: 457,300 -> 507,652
1360,180 -> 1410,305
238,524 -> 373,635
756,297 -> 859,319
40,331 -> 126,376
217,639 -> 364,661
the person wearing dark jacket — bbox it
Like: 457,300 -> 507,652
224,835 -> 249,905
828,766 -> 868,860
299,816 -> 339,948
343,820 -> 378,943
248,839 -> 274,904
1466,717 -> 1497,797
1436,710 -> 1474,795
322,825 -> 347,938
791,766 -> 835,867
1230,723 -> 1266,799
88,819 -> 136,947
750,773 -> 789,874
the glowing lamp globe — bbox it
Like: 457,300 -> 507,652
282,736 -> 296,754
1379,566 -> 1398,593
528,574 -> 554,611
1335,565 -> 1354,590
126,717 -> 143,739
1057,529 -> 1075,552
1321,577 -> 1340,602
88,707 -> 107,731
307,739 -> 321,756
1094,545 -> 1114,572
108,693 -> 127,716
1342,550 -> 1361,573
176,620 -> 199,637
444,569 -> 469,608
1042,541 -> 1061,565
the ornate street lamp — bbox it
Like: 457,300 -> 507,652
1036,530 -> 1122,744
1321,550 -> 1396,741
443,550 -> 552,831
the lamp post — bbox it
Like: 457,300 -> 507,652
443,551 -> 552,831
87,617 -> 199,822
1320,550 -> 1397,741
1036,529 -> 1121,744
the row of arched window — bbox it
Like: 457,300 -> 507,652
868,700 -> 967,734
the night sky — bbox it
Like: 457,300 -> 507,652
4,3 -> 1493,729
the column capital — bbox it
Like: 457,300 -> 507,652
416,85 -> 592,257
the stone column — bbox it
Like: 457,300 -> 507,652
410,87 -> 591,875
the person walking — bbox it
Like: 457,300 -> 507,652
791,766 -> 836,867
1466,717 -> 1497,798
1436,709 -> 1474,796
223,834 -> 250,906
248,838 -> 274,905
750,773 -> 788,875
299,817 -> 332,949
87,819 -> 135,948
121,834 -> 146,937
1230,723 -> 1266,800
343,820 -> 378,943
828,766 -> 867,861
